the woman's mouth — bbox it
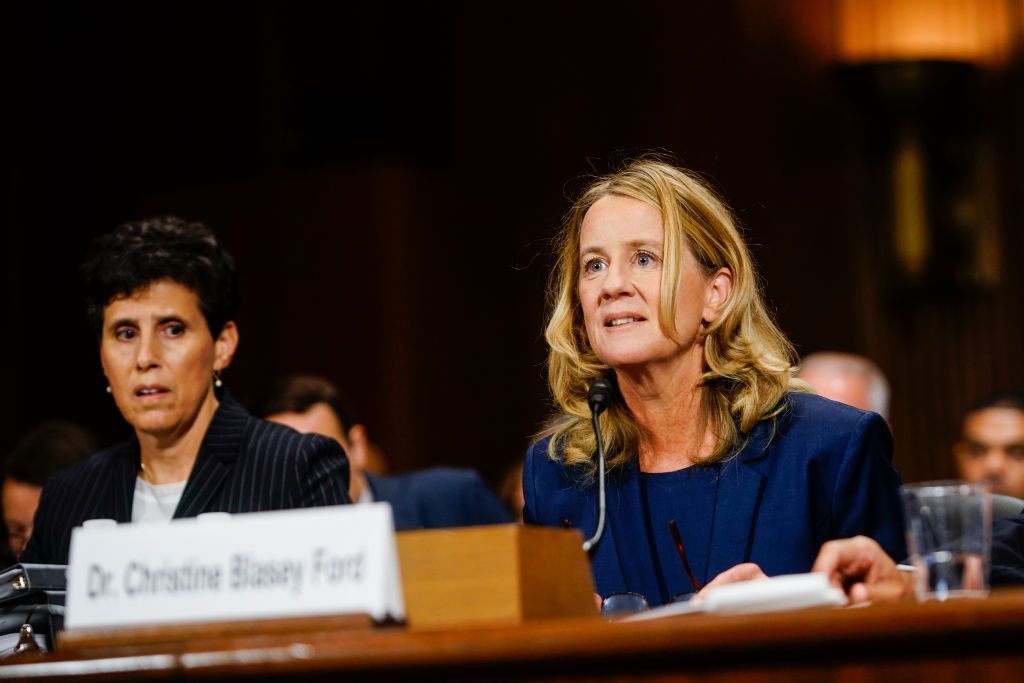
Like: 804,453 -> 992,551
134,385 -> 170,398
606,316 -> 645,327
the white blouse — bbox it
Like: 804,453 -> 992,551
132,477 -> 187,523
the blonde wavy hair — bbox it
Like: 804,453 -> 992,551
544,157 -> 804,474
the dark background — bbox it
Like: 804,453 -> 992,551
4,2 -> 1023,489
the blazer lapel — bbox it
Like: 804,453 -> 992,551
705,420 -> 774,580
601,461 -> 649,594
174,393 -> 248,519
111,440 -> 141,523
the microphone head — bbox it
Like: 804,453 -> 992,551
587,378 -> 614,415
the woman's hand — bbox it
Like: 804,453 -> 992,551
694,562 -> 768,602
812,536 -> 915,604
692,537 -> 915,607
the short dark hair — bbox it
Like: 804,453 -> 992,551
5,421 -> 96,487
254,375 -> 356,432
81,216 -> 240,337
966,390 -> 1024,417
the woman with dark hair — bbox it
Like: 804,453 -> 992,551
525,158 -> 905,608
22,217 -> 351,565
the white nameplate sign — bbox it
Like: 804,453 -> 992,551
64,503 -> 404,630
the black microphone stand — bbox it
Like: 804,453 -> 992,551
582,378 -> 611,554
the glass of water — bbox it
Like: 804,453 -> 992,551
902,481 -> 992,601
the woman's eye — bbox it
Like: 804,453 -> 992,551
635,251 -> 658,268
115,328 -> 136,341
583,258 -> 605,274
165,324 -> 185,337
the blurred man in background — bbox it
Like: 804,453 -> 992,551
3,420 -> 96,560
797,351 -> 890,421
499,461 -> 525,523
953,391 -> 1024,500
256,375 -> 512,530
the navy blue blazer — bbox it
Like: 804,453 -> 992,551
22,393 -> 351,566
366,468 -> 513,531
524,393 -> 907,602
993,513 -> 1024,586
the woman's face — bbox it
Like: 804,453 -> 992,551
100,279 -> 238,439
578,195 -> 729,372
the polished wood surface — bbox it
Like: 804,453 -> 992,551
56,613 -> 373,652
4,589 -> 1024,681
397,525 -> 597,630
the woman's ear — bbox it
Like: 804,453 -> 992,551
212,321 -> 240,371
702,268 -> 733,325
346,424 -> 371,471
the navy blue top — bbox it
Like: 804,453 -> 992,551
638,466 -> 720,603
524,393 -> 907,605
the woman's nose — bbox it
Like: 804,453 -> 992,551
600,261 -> 632,299
135,331 -> 161,369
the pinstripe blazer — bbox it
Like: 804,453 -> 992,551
21,392 -> 351,565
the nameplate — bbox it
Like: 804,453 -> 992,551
64,504 -> 404,630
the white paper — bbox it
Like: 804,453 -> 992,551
623,572 -> 847,622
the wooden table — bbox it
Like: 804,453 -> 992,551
3,589 -> 1024,681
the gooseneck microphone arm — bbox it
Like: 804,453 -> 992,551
582,378 -> 612,554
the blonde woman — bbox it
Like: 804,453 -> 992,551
523,158 -> 905,607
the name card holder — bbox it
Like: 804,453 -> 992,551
62,504 -> 403,639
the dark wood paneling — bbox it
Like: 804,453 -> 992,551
4,2 -> 1022,492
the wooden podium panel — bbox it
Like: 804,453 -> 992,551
396,525 -> 598,629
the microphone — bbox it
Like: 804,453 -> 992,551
582,378 -> 612,553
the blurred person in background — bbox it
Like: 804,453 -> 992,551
796,352 -> 890,422
259,374 -> 513,530
3,421 -> 95,560
954,391 -> 1024,500
500,461 -> 525,523
22,217 -> 351,566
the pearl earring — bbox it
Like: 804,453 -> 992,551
213,371 -> 223,388
105,386 -> 112,394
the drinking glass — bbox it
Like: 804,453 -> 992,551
902,481 -> 991,601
